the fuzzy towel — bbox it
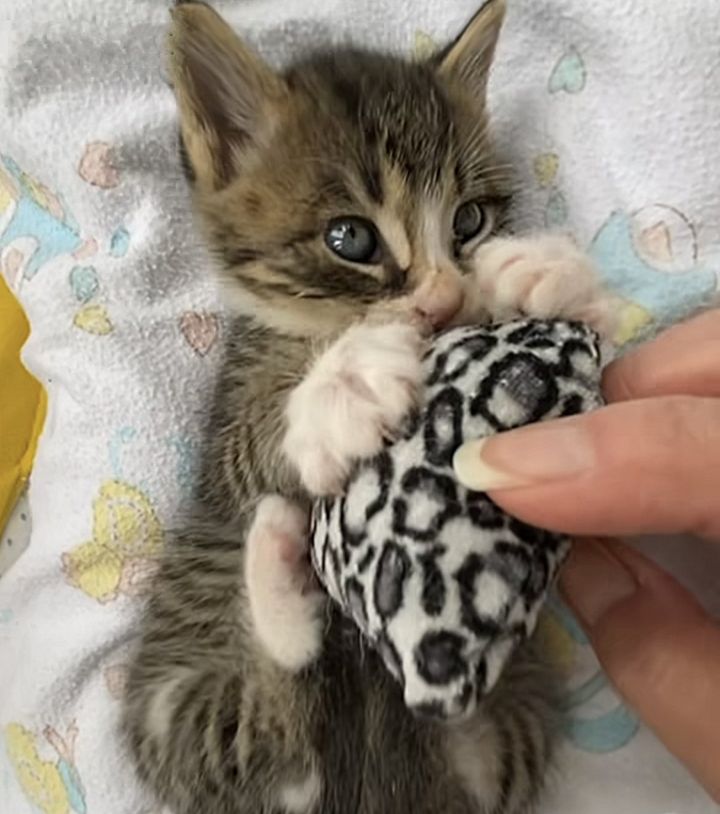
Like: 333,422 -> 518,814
0,1 -> 718,813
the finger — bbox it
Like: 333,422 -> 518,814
452,396 -> 720,539
560,538 -> 720,802
603,308 -> 720,402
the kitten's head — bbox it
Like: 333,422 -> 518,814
168,0 -> 509,336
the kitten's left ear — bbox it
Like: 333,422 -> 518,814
167,2 -> 286,191
436,0 -> 506,97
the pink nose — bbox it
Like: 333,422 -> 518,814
412,273 -> 464,330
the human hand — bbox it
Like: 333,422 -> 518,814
453,310 -> 720,800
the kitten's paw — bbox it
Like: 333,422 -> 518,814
283,322 -> 425,495
472,234 -> 620,338
245,495 -> 324,672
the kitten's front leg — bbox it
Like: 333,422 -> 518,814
459,233 -> 620,337
259,323 -> 424,668
245,495 -> 325,671
283,322 -> 425,496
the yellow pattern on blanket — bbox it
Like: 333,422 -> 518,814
62,480 -> 163,604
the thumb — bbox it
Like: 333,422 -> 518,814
560,538 -> 720,802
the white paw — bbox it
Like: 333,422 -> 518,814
245,495 -> 324,672
472,234 -> 620,338
283,322 -> 425,496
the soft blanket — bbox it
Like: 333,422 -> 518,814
1,1 -> 718,812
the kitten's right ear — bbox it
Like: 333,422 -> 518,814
167,2 -> 285,191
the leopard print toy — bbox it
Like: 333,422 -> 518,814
310,318 -> 603,720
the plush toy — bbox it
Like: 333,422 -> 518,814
310,318 -> 604,721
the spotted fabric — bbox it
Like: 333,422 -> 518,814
310,319 -> 604,721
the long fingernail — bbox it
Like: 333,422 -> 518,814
452,420 -> 595,491
559,540 -> 638,626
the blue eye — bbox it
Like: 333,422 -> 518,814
324,217 -> 380,264
453,201 -> 487,242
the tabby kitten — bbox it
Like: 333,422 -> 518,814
123,1 -> 615,812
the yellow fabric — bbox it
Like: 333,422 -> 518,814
0,276 -> 46,533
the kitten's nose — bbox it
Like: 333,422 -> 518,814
412,271 -> 464,331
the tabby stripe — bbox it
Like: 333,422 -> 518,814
214,674 -> 243,784
493,723 -> 516,814
516,702 -> 542,798
194,693 -> 219,789
221,247 -> 260,267
166,672 -> 208,772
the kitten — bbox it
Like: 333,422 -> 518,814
122,2 -> 616,812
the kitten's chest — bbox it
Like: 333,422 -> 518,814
202,324 -> 313,511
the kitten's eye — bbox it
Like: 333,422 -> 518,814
324,217 -> 380,264
453,201 -> 487,243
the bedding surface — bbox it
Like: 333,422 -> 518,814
1,1 -> 718,812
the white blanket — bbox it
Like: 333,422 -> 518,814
1,1 -> 718,813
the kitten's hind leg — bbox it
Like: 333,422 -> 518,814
245,495 -> 326,672
446,641 -> 559,813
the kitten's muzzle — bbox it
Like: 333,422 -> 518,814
411,269 -> 465,331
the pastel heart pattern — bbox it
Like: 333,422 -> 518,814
74,304 -> 113,335
544,189 -> 568,228
548,47 -> 586,94
413,30 -> 438,60
69,265 -> 99,303
110,226 -> 130,258
78,141 -> 120,189
180,311 -> 219,356
104,664 -> 129,699
533,153 -> 560,187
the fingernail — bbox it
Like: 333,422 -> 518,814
452,421 -> 595,491
560,540 -> 638,626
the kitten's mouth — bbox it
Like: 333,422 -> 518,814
410,311 -> 438,338
364,300 -> 437,338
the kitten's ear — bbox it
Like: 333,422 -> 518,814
167,2 -> 286,190
435,0 -> 505,97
